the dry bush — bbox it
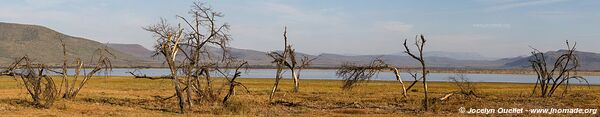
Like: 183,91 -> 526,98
448,74 -> 478,97
336,59 -> 388,90
0,56 -> 58,108
0,40 -> 114,108
335,59 -> 408,97
59,40 -> 114,99
529,40 -> 588,97
215,61 -> 249,105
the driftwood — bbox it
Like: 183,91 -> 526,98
439,93 -> 454,101
127,71 -> 172,80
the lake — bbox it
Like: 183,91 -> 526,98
57,69 -> 600,85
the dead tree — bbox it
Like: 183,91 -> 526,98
529,40 -> 588,97
283,44 -> 317,93
296,56 -> 318,84
62,49 -> 113,99
267,27 -> 290,102
403,34 -> 429,111
59,40 -> 114,99
335,59 -> 408,97
267,27 -> 316,101
138,1 -> 232,113
267,51 -> 285,102
144,19 -> 186,113
286,47 -> 300,93
175,2 -> 232,107
0,56 -> 58,108
58,39 -> 68,97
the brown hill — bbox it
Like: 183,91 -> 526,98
0,22 -> 149,67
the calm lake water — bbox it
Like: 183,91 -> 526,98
59,69 -> 600,85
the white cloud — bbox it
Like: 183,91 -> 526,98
23,0 -> 75,8
380,21 -> 413,32
263,2 -> 301,15
485,0 -> 570,12
259,2 -> 345,27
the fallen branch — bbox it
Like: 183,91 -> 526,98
439,92 -> 454,101
127,72 -> 173,80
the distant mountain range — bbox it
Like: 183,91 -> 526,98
391,51 -> 496,60
105,43 -> 600,70
0,22 -> 155,67
501,50 -> 600,70
3,22 -> 600,70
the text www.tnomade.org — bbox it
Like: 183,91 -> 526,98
459,107 -> 598,115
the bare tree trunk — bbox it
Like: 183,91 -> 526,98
405,77 -> 422,91
269,67 -> 283,102
60,40 -> 68,97
169,67 -> 185,113
269,27 -> 289,101
392,68 -> 407,97
186,76 -> 193,109
223,83 -> 235,104
204,70 -> 214,101
421,62 -> 429,111
64,60 -> 82,99
291,70 -> 299,93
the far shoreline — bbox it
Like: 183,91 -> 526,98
101,67 -> 600,76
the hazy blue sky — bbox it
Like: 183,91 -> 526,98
0,0 -> 599,58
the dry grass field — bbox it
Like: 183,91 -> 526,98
0,76 -> 598,116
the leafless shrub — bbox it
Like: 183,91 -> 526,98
0,56 -> 58,108
335,59 -> 408,97
298,56 -> 318,79
0,40 -> 114,108
215,61 -> 250,105
336,59 -> 387,90
529,40 -> 588,97
448,74 -> 478,97
59,40 -> 114,99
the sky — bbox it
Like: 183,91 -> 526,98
0,0 -> 599,58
